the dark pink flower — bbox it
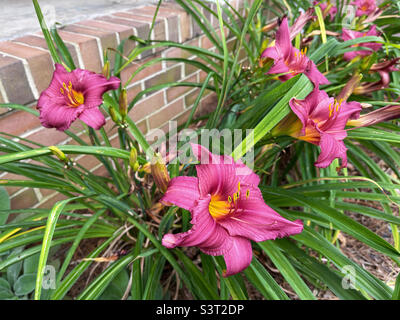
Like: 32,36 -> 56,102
160,144 -> 303,276
351,0 -> 377,17
273,88 -> 362,168
341,25 -> 382,61
261,17 -> 329,86
37,64 -> 120,131
313,1 -> 338,21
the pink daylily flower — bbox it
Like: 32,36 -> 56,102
261,17 -> 330,85
342,25 -> 382,61
160,144 -> 303,276
351,0 -> 377,17
37,64 -> 120,131
313,1 -> 338,21
281,88 -> 362,168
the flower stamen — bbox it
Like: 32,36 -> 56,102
60,81 -> 84,108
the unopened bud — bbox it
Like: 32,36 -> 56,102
337,73 -> 363,102
150,153 -> 170,193
261,20 -> 278,33
109,106 -> 119,123
129,147 -> 140,171
49,146 -> 67,161
102,61 -> 110,79
119,89 -> 128,120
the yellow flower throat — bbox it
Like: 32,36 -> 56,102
60,81 -> 84,108
208,182 -> 250,220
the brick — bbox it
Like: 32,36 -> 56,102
10,189 -> 38,210
37,192 -> 68,209
62,24 -> 118,66
76,154 -> 102,171
2,172 -> 30,196
91,165 -> 108,177
184,58 -> 201,77
163,48 -> 189,68
128,6 -> 180,42
145,65 -> 181,90
15,34 -> 80,69
57,30 -> 102,73
197,93 -> 218,117
95,15 -> 151,58
199,70 -> 209,82
96,15 -> 149,36
68,130 -> 92,146
227,37 -> 237,52
0,42 -> 54,98
201,35 -> 215,50
67,120 -> 87,136
126,83 -> 143,103
166,74 -> 197,103
113,12 -> 155,23
102,117 -> 120,138
25,127 -> 68,147
184,88 -> 201,108
191,3 -> 203,38
130,6 -> 172,19
120,55 -> 163,87
0,109 -> 41,136
76,19 -> 135,56
148,98 -> 184,129
127,91 -> 164,122
174,108 -> 192,127
136,120 -> 148,135
209,3 -> 219,28
157,2 -> 192,42
38,187 -> 56,199
113,12 -> 166,53
163,38 -> 199,68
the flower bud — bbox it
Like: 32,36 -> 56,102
336,73 -> 363,102
109,106 -> 119,123
129,147 -> 140,171
49,146 -> 67,162
102,61 -> 110,79
150,153 -> 170,193
119,89 -> 128,120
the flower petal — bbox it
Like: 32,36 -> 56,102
305,61 -> 330,85
162,196 -> 232,256
276,17 -> 292,60
268,59 -> 291,75
234,159 -> 260,187
78,107 -> 106,130
190,143 -> 239,198
315,133 -> 348,168
261,46 -> 279,60
222,236 -> 252,277
80,72 -> 120,108
218,185 -> 303,242
160,176 -> 200,211
37,94 -> 83,131
289,88 -> 329,135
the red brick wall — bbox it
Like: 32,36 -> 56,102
0,0 -> 249,209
